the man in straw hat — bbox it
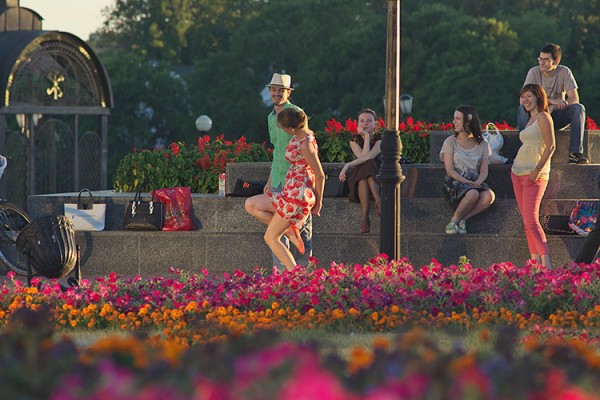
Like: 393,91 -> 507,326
245,73 -> 313,269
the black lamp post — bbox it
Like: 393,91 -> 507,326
378,0 -> 404,259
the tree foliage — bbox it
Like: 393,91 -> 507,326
91,0 -> 600,176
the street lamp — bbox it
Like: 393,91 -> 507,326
399,94 -> 413,115
378,0 -> 404,260
195,115 -> 212,134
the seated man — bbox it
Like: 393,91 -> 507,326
517,43 -> 589,164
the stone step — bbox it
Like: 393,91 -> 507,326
402,198 -> 595,234
400,233 -> 584,269
228,163 -> 600,200
19,192 -> 590,278
50,231 -> 585,277
27,193 -> 595,235
429,130 -> 600,164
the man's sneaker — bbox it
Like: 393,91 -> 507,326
569,153 -> 590,164
458,220 -> 467,234
445,220 -> 459,234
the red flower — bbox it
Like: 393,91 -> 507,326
586,116 -> 598,130
344,118 -> 358,134
324,118 -> 343,135
168,142 -> 180,155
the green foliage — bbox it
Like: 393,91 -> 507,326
92,0 -> 600,179
313,116 -> 448,164
186,0 -> 386,144
98,52 -> 193,182
112,136 -> 271,192
314,130 -> 355,163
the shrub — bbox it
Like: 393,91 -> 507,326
112,135 -> 271,192
314,116 -> 453,164
112,116 -> 532,193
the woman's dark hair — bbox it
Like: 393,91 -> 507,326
520,83 -> 549,115
358,108 -> 377,119
277,108 -> 307,129
454,105 -> 483,143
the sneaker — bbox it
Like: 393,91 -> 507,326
569,153 -> 590,164
445,220 -> 459,234
458,220 -> 467,234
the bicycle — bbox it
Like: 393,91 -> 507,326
0,155 -> 33,275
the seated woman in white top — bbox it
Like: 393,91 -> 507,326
440,105 -> 496,234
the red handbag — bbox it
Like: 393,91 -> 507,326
152,187 -> 195,231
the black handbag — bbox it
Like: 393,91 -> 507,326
229,179 -> 265,197
123,184 -> 164,231
540,215 -> 577,235
323,173 -> 349,198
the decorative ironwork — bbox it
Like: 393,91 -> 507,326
8,40 -> 101,107
46,71 -> 65,100
3,130 -> 28,206
34,118 -> 75,194
79,130 -> 102,188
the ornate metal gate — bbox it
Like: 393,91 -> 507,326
0,1 -> 113,207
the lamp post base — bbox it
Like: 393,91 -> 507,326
378,129 -> 404,259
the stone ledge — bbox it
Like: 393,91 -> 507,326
17,230 -> 584,277
26,193 -> 594,236
227,163 -> 600,199
429,130 -> 600,164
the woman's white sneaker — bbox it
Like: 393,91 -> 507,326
445,220 -> 459,234
458,220 -> 467,234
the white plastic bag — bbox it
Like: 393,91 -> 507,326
482,122 -> 507,164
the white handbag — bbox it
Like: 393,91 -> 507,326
482,122 -> 508,164
64,189 -> 106,231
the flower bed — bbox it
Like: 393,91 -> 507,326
3,257 -> 600,334
2,257 -> 600,399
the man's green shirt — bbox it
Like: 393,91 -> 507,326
268,101 -> 302,188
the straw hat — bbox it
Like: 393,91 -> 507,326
266,73 -> 294,90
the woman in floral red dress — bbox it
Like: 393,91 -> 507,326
261,108 -> 325,271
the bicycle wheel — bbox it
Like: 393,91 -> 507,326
0,202 -> 32,275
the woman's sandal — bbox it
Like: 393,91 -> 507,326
360,223 -> 370,234
286,225 -> 305,255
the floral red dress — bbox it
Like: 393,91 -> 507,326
271,134 -> 317,229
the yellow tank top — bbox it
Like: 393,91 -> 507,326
511,119 -> 550,180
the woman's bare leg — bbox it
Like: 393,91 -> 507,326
264,214 -> 297,271
462,190 -> 495,220
452,190 -> 479,222
540,254 -> 552,269
245,193 -> 276,225
357,179 -> 370,226
367,176 -> 381,215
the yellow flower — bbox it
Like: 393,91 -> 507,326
348,346 -> 374,374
